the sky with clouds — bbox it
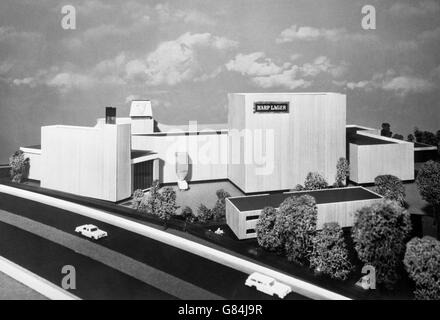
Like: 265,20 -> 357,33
0,0 -> 439,162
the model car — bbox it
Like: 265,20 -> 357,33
245,272 -> 291,299
75,224 -> 108,240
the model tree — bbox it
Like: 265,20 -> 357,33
414,127 -> 438,146
310,222 -> 352,280
158,187 -> 178,222
131,189 -> 145,210
137,181 -> 178,225
352,200 -> 411,289
212,189 -> 231,221
381,123 -> 392,137
404,236 -> 440,300
335,158 -> 350,187
256,207 -> 283,252
303,172 -> 328,190
278,195 -> 318,265
138,180 -> 161,215
374,174 -> 406,206
416,160 -> 440,239
9,150 -> 29,183
196,204 -> 213,223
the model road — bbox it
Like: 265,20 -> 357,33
0,192 -> 307,300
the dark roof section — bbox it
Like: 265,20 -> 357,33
346,127 -> 395,146
131,150 -> 156,159
348,133 -> 396,145
24,145 -> 41,150
228,187 -> 382,212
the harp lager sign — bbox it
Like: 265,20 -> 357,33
253,101 -> 289,113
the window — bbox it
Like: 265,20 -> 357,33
246,215 -> 260,221
246,229 -> 256,234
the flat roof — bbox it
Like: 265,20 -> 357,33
23,145 -> 41,150
228,187 -> 382,212
348,133 -> 396,145
131,150 -> 156,159
346,127 -> 396,146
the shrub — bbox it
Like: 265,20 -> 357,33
132,189 -> 145,209
310,222 -> 352,280
256,207 -> 283,252
374,174 -> 406,205
277,195 -> 318,265
304,172 -> 328,190
404,236 -> 440,300
381,123 -> 392,137
212,189 -> 231,221
157,187 -> 178,221
414,128 -> 438,146
335,158 -> 350,187
138,180 -> 161,215
294,184 -> 304,191
9,150 -> 29,183
196,204 -> 213,223
138,181 -> 178,221
352,200 -> 412,289
416,161 -> 440,239
181,206 -> 194,222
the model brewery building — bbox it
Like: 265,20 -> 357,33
20,92 -> 416,239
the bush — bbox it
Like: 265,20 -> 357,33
352,200 -> 412,289
416,161 -> 440,239
335,158 -> 350,187
404,236 -> 440,300
196,204 -> 213,223
138,181 -> 178,221
157,187 -> 178,221
9,150 -> 29,183
374,174 -> 406,205
277,195 -> 318,265
138,180 -> 161,215
304,172 -> 328,190
310,222 -> 352,280
132,189 -> 145,209
256,207 -> 283,252
294,184 -> 304,191
212,189 -> 231,221
181,206 -> 194,222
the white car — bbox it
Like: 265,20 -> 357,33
75,224 -> 108,240
245,272 -> 292,299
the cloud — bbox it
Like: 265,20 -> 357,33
381,76 -> 435,95
344,70 -> 436,96
276,25 -> 377,44
225,52 -> 285,77
388,1 -> 440,17
252,68 -> 311,90
300,56 -> 348,78
155,3 -> 216,26
226,52 -> 347,89
141,32 -> 237,86
13,32 -> 237,91
417,26 -> 440,43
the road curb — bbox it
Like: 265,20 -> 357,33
0,184 -> 351,300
